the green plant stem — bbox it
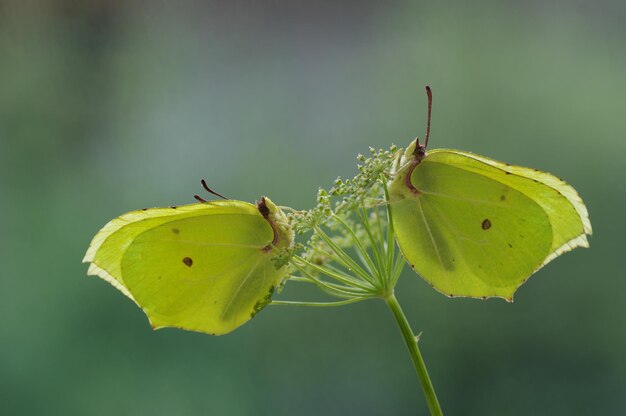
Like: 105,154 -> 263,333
270,298 -> 367,307
384,293 -> 443,416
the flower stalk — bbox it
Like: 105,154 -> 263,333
271,146 -> 443,415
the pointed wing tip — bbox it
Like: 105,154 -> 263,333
538,232 -> 590,272
82,249 -> 93,263
148,321 -> 164,331
146,316 -> 225,336
86,262 -> 138,303
86,262 -> 99,276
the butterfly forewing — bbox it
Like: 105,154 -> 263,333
429,150 -> 589,255
391,152 -> 558,299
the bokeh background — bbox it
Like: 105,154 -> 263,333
1,1 -> 625,415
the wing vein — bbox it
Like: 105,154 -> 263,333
416,199 -> 446,269
133,240 -> 266,249
220,256 -> 264,320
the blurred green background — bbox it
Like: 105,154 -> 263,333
1,1 -> 624,415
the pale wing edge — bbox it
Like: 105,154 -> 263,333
537,233 -> 589,273
431,149 -> 592,235
503,233 -> 590,302
87,262 -> 138,304
83,201 -> 259,263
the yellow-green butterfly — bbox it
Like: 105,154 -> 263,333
387,87 -> 591,300
83,182 -> 293,335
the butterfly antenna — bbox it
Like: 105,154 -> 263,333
424,85 -> 432,149
412,85 -> 432,158
201,179 -> 229,200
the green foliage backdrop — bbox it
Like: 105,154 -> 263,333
1,1 -> 624,414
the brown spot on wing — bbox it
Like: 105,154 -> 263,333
482,219 -> 492,230
182,257 -> 193,267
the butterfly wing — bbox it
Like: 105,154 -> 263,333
440,150 -> 591,262
84,200 -> 290,334
84,203 -> 222,302
388,149 -> 590,300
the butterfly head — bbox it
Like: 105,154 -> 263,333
256,197 -> 294,250
388,144 -> 423,201
391,139 -> 426,178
